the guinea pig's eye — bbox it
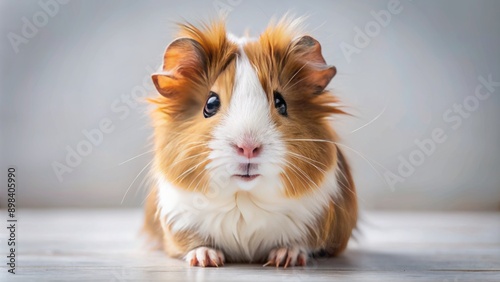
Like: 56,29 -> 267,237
273,91 -> 287,117
203,91 -> 221,118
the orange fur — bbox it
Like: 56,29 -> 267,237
310,148 -> 358,254
244,18 -> 343,198
149,21 -> 238,194
144,17 -> 357,263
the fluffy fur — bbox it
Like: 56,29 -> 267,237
144,17 -> 357,268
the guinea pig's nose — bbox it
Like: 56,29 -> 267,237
235,142 -> 262,159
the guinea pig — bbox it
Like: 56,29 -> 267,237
143,16 -> 357,268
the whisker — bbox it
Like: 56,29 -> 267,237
180,140 -> 209,146
182,142 -> 210,151
282,163 -> 302,196
134,169 -> 155,198
289,151 -> 328,167
283,159 -> 320,191
290,160 -> 321,190
172,159 -> 207,184
121,159 -> 154,205
118,149 -> 155,166
140,176 -> 158,206
288,150 -> 365,206
283,74 -> 309,93
282,62 -> 308,91
287,152 -> 328,174
282,138 -> 390,187
168,151 -> 210,168
311,20 -> 327,33
160,130 -> 213,139
186,163 -> 209,192
140,188 -> 156,206
285,163 -> 321,197
199,165 -> 221,195
334,167 -> 360,202
349,102 -> 388,134
280,166 -> 298,196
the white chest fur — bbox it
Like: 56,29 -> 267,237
156,170 -> 340,262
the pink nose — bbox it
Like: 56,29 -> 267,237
236,143 -> 262,159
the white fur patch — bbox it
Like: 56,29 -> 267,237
156,36 -> 341,262
157,169 -> 340,262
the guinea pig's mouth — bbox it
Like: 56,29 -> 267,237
233,174 -> 260,181
232,163 -> 260,181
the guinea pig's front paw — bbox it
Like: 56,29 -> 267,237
263,246 -> 308,268
185,247 -> 225,267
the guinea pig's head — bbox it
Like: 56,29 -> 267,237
151,18 -> 343,198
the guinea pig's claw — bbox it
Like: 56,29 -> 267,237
263,246 -> 308,268
262,260 -> 274,267
185,247 -> 225,267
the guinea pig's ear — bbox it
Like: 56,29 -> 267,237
291,35 -> 336,94
152,38 -> 207,97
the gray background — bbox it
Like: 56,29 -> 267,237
1,0 -> 499,210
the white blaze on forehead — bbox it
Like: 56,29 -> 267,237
205,42 -> 282,192
225,46 -> 270,142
